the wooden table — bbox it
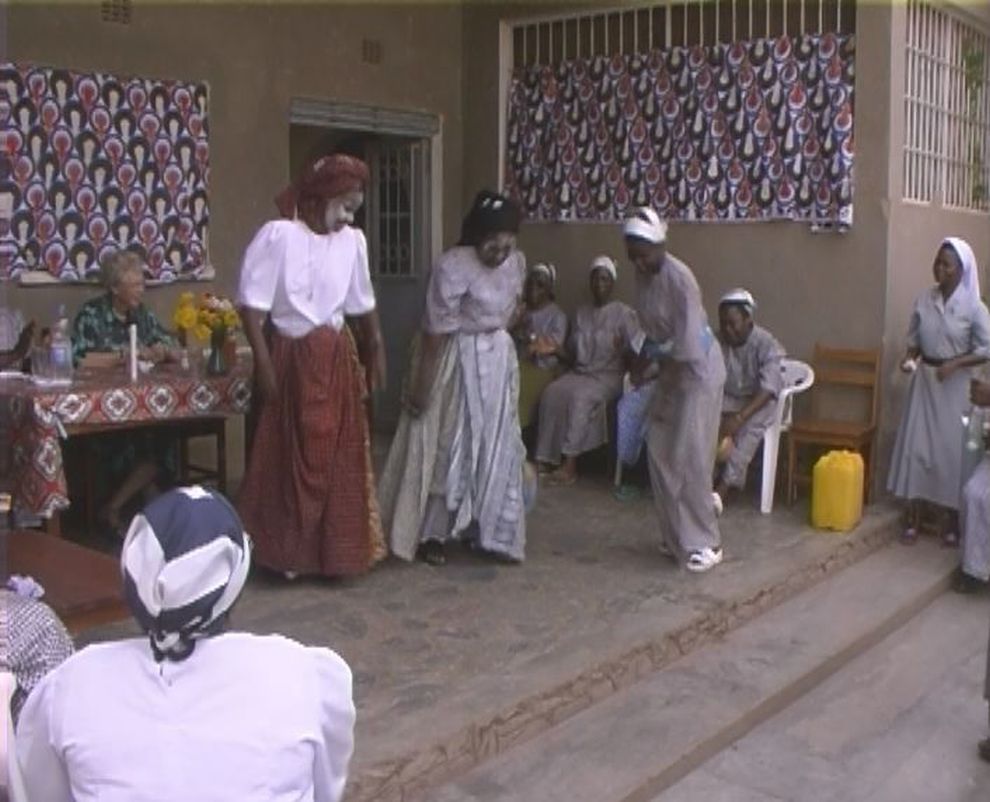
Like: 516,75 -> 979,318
0,362 -> 251,527
7,529 -> 130,634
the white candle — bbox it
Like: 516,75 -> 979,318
128,323 -> 138,382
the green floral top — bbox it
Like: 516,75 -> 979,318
71,294 -> 176,365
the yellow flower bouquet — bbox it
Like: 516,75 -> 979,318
173,292 -> 241,374
173,291 -> 241,342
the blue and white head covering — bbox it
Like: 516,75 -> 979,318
719,288 -> 757,315
942,236 -> 980,302
121,486 -> 252,663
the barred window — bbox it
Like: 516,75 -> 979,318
904,1 -> 990,212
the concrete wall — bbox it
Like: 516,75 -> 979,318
878,1 -> 990,481
6,1 -> 465,486
6,1 -> 465,323
462,2 -> 898,488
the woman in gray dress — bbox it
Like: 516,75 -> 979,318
714,288 -> 785,511
535,255 -> 641,485
624,207 -> 726,573
887,237 -> 990,545
378,190 -> 528,566
514,263 -> 568,429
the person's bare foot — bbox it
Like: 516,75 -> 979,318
547,467 -> 577,486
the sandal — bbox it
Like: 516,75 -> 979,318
417,541 -> 446,566
546,470 -> 577,487
899,527 -> 918,546
686,546 -> 723,573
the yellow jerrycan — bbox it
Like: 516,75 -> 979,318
811,450 -> 864,532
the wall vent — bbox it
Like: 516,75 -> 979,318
101,0 -> 132,25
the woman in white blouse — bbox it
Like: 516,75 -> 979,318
236,154 -> 387,579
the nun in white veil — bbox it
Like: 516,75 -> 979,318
888,236 -> 990,544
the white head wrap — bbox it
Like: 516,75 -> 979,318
590,254 -> 617,280
719,288 -> 757,315
530,262 -> 557,286
942,237 -> 981,301
623,207 -> 668,244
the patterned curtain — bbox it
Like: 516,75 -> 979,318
505,34 -> 854,228
0,63 -> 210,283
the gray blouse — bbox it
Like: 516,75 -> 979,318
570,301 -> 641,376
722,324 -> 785,412
424,246 -> 526,335
906,285 -> 990,360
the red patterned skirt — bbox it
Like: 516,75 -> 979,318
238,325 -> 385,577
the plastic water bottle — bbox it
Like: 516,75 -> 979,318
49,304 -> 73,383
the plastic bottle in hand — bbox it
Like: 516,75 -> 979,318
49,304 -> 73,383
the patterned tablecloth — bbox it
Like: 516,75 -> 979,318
0,363 -> 252,518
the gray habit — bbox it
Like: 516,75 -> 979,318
637,254 -> 726,555
961,455 -> 990,582
521,302 -> 568,370
536,301 -> 640,463
887,285 -> 990,510
719,325 -> 785,489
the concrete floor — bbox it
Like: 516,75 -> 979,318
657,592 -> 990,802
84,470 -> 900,800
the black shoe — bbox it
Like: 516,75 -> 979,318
417,541 -> 446,566
952,569 -> 985,595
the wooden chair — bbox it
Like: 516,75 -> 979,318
786,343 -> 881,505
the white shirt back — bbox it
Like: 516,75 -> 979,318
16,633 -> 355,802
237,220 -> 377,339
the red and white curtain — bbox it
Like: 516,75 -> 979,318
505,34 -> 855,228
0,63 -> 211,283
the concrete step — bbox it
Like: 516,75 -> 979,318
427,539 -> 958,802
656,591 -> 990,802
347,506 -> 901,802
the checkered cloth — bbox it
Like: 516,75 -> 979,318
0,589 -> 73,725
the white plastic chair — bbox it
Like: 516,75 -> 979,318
0,670 -> 29,802
760,358 -> 815,514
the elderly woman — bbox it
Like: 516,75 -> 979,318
535,255 -> 641,485
888,237 -> 990,545
624,208 -> 726,573
514,262 -> 567,429
713,288 -> 785,511
72,250 -> 176,367
71,250 -> 178,534
379,190 -> 528,566
17,486 -> 356,802
237,154 -> 387,579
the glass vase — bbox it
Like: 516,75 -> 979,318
206,329 -> 228,376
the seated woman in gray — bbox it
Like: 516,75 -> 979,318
713,289 -> 785,512
535,255 -> 641,486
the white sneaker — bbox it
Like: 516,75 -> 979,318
712,491 -> 724,517
686,546 -> 723,573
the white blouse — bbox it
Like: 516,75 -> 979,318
237,220 -> 377,338
17,633 -> 356,802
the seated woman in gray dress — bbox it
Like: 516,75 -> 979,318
535,255 -> 641,486
887,237 -> 990,545
713,289 -> 785,513
379,190 -> 529,566
513,263 -> 568,429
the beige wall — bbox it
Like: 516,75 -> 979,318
6,1 -> 464,322
878,1 -> 990,479
6,1 -> 465,485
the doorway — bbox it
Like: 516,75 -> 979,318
288,99 -> 441,432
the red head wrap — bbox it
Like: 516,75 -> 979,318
274,154 -> 370,219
